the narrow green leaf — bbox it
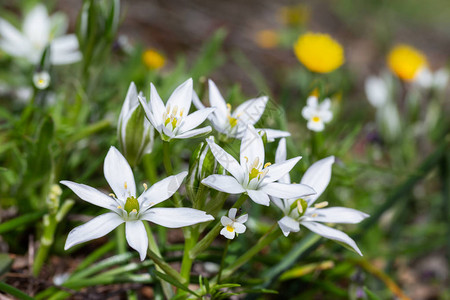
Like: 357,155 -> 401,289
154,271 -> 199,297
0,282 -> 34,300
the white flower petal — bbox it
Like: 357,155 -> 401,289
64,212 -> 123,250
307,120 -> 324,132
220,227 -> 235,239
208,79 -> 228,123
234,222 -> 246,234
178,107 -> 215,134
301,156 -> 334,205
0,18 -> 30,56
236,214 -> 248,223
301,221 -> 363,256
104,146 -> 136,200
23,4 -> 50,49
278,216 -> 300,237
138,172 -> 187,208
365,76 -> 388,108
141,208 -> 214,228
125,220 -> 148,261
174,126 -> 211,139
206,139 -> 244,182
319,110 -> 333,123
228,208 -> 237,219
233,96 -> 268,125
301,106 -> 314,120
240,125 -> 264,168
60,180 -> 117,210
51,34 -> 79,53
201,175 -> 245,194
247,189 -> 270,206
263,157 -> 301,184
150,83 -> 166,126
306,96 -> 318,108
166,78 -> 193,116
260,128 -> 291,142
50,50 -> 82,65
261,182 -> 315,199
319,98 -> 331,110
274,138 -> 291,184
192,90 -> 206,110
220,216 -> 233,226
139,95 -> 159,130
304,207 -> 369,224
271,196 -> 286,211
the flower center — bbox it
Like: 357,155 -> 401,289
226,103 -> 241,129
247,157 -> 271,182
163,105 -> 184,130
226,225 -> 234,232
312,116 -> 321,122
124,196 -> 139,214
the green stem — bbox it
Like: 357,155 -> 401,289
33,200 -> 74,276
162,141 -> 173,175
216,224 -> 280,282
144,222 -> 177,298
162,141 -> 182,207
217,239 -> 230,283
179,228 -> 197,283
116,223 -> 126,254
189,193 -> 248,259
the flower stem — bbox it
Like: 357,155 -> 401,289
217,239 -> 230,284
162,141 -> 182,207
189,193 -> 248,259
216,223 -> 280,282
144,222 -> 177,298
179,227 -> 198,289
162,141 -> 173,175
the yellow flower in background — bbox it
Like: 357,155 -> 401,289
142,49 -> 165,70
387,44 -> 427,81
255,30 -> 279,49
293,32 -> 344,73
279,4 -> 310,26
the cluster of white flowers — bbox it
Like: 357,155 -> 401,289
0,4 -> 81,65
60,78 -> 368,259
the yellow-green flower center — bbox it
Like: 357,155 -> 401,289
226,225 -> 234,232
290,198 -> 308,216
124,196 -> 139,214
247,157 -> 271,182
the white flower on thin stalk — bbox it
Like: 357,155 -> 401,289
193,79 -> 290,140
33,71 -> 51,89
365,75 -> 389,108
415,67 -> 449,90
138,78 -> 215,141
0,4 -> 81,65
202,124 -> 315,206
301,96 -> 333,132
61,146 -> 213,261
272,139 -> 369,256
118,82 -> 154,166
220,208 -> 248,239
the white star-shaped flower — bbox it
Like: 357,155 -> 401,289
220,208 -> 248,239
61,146 -> 213,261
138,79 -> 215,141
301,96 -> 333,132
0,4 -> 81,65
202,124 -> 315,206
193,79 -> 290,140
272,139 -> 369,256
